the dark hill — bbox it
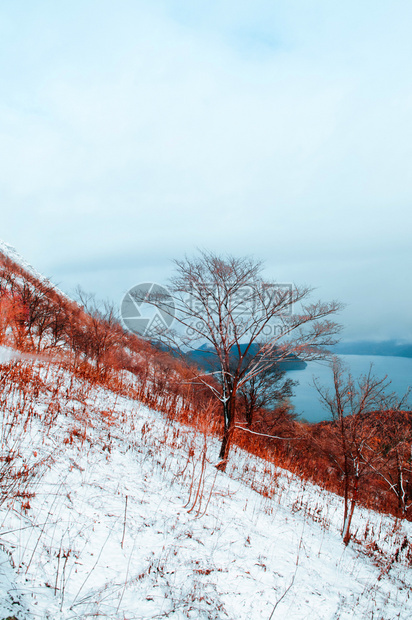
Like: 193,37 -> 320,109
187,342 -> 307,372
332,340 -> 412,358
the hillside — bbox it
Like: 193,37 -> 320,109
1,354 -> 412,619
1,241 -> 412,618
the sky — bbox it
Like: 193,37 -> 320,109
1,0 -> 411,342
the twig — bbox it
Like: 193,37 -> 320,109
70,523 -> 117,607
234,425 -> 299,441
195,468 -> 218,519
121,495 -> 128,549
116,535 -> 137,614
268,524 -> 304,619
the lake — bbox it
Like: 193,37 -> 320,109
289,355 -> 412,423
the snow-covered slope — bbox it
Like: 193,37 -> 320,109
0,241 -> 46,282
0,359 -> 411,619
0,239 -> 69,301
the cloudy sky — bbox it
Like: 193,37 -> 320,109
1,1 -> 411,341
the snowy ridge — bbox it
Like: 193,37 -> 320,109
0,240 -> 46,282
0,359 -> 411,619
0,239 -> 70,301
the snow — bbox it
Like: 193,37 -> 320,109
0,241 -> 46,283
0,240 -> 70,301
0,346 -> 19,363
0,360 -> 411,619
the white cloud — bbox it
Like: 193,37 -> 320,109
1,0 -> 411,339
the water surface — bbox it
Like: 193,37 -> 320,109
290,355 -> 412,423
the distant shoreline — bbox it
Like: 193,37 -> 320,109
291,354 -> 412,423
331,340 -> 412,359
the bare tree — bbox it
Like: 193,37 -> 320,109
365,410 -> 412,516
75,288 -> 121,377
145,250 -> 343,470
0,256 -> 69,352
238,361 -> 296,428
314,358 -> 408,544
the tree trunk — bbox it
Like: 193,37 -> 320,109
396,452 -> 406,516
343,476 -> 359,546
342,456 -> 349,537
217,396 -> 236,470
